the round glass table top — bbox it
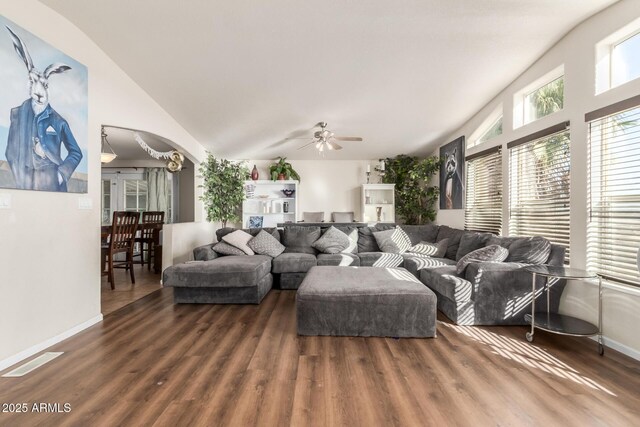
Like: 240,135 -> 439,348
523,264 -> 598,279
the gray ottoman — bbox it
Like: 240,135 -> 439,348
162,255 -> 273,304
296,266 -> 437,337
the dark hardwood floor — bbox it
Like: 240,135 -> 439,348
101,264 -> 162,316
1,288 -> 639,426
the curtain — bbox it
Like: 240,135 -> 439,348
145,167 -> 170,222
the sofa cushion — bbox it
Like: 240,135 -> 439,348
407,238 -> 449,257
373,226 -> 412,254
283,226 -> 321,254
163,255 -> 272,288
357,224 -> 395,252
487,235 -> 521,250
436,225 -> 466,260
455,232 -> 493,261
402,254 -> 455,277
399,224 -> 440,245
213,241 -> 247,256
248,230 -> 286,258
216,227 -> 280,242
420,266 -> 473,302
312,226 -> 351,254
222,230 -> 255,255
316,253 -> 360,267
506,236 -> 552,264
358,252 -> 404,267
272,252 -> 317,273
456,245 -> 509,275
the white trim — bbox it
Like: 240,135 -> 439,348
592,335 -> 640,361
0,314 -> 103,372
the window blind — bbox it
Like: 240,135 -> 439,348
509,129 -> 570,262
465,147 -> 502,234
587,105 -> 640,287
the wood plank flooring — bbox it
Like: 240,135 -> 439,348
101,266 -> 162,316
1,288 -> 639,426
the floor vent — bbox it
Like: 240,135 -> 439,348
2,352 -> 64,378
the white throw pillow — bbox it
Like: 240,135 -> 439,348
222,230 -> 255,255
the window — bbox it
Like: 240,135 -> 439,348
611,31 -> 640,88
124,179 -> 147,212
508,124 -> 570,262
524,76 -> 564,125
465,147 -> 502,234
476,116 -> 503,146
587,103 -> 640,287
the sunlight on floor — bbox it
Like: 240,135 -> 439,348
441,322 -> 616,396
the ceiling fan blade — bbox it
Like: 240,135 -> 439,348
285,136 -> 314,140
328,141 -> 343,150
333,136 -> 363,142
297,140 -> 318,150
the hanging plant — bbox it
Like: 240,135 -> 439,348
376,154 -> 440,224
199,154 -> 249,227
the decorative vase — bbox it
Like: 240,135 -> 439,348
251,165 -> 259,180
278,173 -> 286,180
376,206 -> 383,222
283,202 -> 289,213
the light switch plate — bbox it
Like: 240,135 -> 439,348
78,197 -> 92,210
0,193 -> 12,209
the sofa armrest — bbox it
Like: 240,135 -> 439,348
464,261 -> 566,315
193,244 -> 219,261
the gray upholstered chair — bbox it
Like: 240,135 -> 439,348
303,212 -> 324,222
331,212 -> 355,222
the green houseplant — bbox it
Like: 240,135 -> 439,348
376,154 -> 440,224
199,154 -> 249,227
269,157 -> 301,181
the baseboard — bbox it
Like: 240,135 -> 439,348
0,314 -> 103,372
592,335 -> 640,361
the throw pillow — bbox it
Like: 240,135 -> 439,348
456,245 -> 509,275
312,226 -> 351,254
342,229 -> 358,254
248,230 -> 286,258
212,241 -> 247,256
506,236 -> 551,264
373,226 -> 412,254
408,238 -> 449,257
222,230 -> 255,255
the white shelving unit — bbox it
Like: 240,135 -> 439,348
242,180 -> 298,228
361,183 -> 395,223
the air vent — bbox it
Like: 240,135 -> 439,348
2,352 -> 63,377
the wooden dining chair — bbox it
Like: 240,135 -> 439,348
102,211 -> 140,289
133,211 -> 165,270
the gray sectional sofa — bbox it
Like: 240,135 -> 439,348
162,224 -> 567,326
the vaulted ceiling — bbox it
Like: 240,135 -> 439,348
42,0 -> 617,160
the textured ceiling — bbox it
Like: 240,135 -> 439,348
42,0 -> 617,160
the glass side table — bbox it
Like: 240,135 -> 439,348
523,265 -> 603,355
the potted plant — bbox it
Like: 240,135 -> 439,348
199,154 -> 249,227
377,154 -> 440,224
269,157 -> 301,181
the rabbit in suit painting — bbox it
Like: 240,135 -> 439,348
4,25 -> 82,192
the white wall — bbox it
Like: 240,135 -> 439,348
162,221 -> 218,269
248,160 -> 382,222
433,0 -> 640,359
0,0 -> 206,368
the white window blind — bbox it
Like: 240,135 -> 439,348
508,126 -> 570,262
465,147 -> 502,234
587,105 -> 640,287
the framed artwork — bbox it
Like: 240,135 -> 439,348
248,216 -> 264,228
0,15 -> 88,193
439,136 -> 465,210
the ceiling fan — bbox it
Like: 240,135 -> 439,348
292,122 -> 363,152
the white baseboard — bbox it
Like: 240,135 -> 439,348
591,335 -> 640,361
0,314 -> 103,372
